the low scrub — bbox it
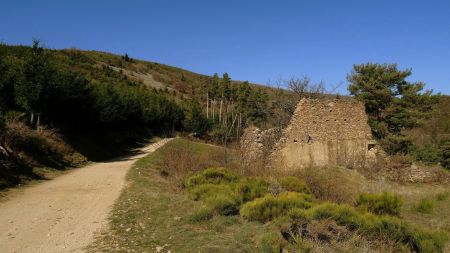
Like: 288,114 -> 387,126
203,192 -> 241,216
259,232 -> 285,253
235,178 -> 270,202
186,168 -> 255,220
300,166 -> 363,204
415,198 -> 435,214
240,192 -> 314,222
283,203 -> 448,253
188,183 -> 234,201
356,192 -> 402,216
160,143 -> 201,179
278,176 -> 310,194
183,167 -> 241,188
435,192 -> 449,201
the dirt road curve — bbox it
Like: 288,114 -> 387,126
0,138 -> 172,253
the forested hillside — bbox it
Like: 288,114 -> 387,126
0,41 -> 296,189
1,41 -> 449,189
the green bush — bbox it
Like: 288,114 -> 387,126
380,135 -> 413,156
441,140 -> 450,169
190,206 -> 214,222
203,193 -> 241,216
240,192 -> 314,222
259,232 -> 284,253
415,198 -> 435,214
356,192 -> 402,216
188,183 -> 234,201
190,192 -> 241,221
235,178 -> 269,202
412,145 -> 443,165
286,203 -> 448,253
183,167 -> 241,188
278,176 -> 310,194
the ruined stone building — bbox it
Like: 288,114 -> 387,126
241,97 -> 379,171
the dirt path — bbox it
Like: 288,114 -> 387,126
0,138 -> 172,253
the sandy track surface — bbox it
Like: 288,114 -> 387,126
0,138 -> 172,253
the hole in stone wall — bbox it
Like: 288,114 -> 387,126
344,119 -> 347,121
368,144 -> 376,150
293,139 -> 298,143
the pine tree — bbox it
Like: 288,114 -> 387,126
348,63 -> 439,154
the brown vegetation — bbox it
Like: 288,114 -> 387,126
0,119 -> 85,189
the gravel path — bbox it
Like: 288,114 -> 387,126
0,138 -> 172,253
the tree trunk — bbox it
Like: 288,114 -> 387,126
36,113 -> 41,132
219,99 -> 223,124
212,99 -> 215,121
206,93 -> 209,119
30,112 -> 34,125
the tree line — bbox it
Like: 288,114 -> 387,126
0,41 -> 184,156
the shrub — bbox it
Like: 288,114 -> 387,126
184,168 -> 240,188
300,166 -> 363,204
183,167 -> 241,188
259,232 -> 284,253
356,192 -> 402,216
190,206 -> 214,222
411,145 -> 443,165
278,176 -> 310,194
190,192 -> 241,221
235,178 -> 270,202
285,203 -> 448,253
415,198 -> 435,214
188,183 -> 234,201
441,140 -> 450,169
380,135 -> 413,156
161,143 -> 201,179
240,192 -> 314,222
436,192 -> 449,201
203,193 -> 241,216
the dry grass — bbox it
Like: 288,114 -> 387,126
159,139 -> 239,182
297,166 -> 365,204
88,138 -> 274,252
1,120 -> 86,190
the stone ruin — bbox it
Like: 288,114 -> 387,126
239,127 -> 282,170
241,97 -> 382,171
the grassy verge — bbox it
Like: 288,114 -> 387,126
89,138 -> 450,252
88,139 -> 274,252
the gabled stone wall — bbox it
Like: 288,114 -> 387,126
270,97 -> 376,170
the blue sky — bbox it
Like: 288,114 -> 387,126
1,0 -> 449,94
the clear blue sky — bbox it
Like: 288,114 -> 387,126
1,0 -> 449,94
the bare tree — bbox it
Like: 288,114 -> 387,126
287,75 -> 325,99
287,76 -> 310,97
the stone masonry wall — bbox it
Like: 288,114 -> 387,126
240,127 -> 282,170
270,97 -> 375,170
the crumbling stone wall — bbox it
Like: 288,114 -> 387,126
240,127 -> 282,170
270,97 -> 378,170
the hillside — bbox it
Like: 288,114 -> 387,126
54,48 -> 298,131
1,42 -> 449,190
0,42 -> 296,189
